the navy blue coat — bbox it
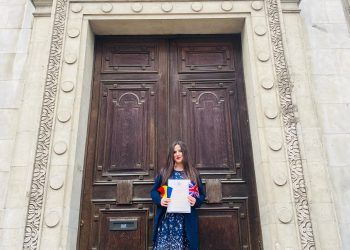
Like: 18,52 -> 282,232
151,173 -> 205,250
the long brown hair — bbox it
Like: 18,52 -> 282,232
160,140 -> 199,185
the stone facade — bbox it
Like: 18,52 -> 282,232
0,0 -> 349,249
300,0 -> 350,248
0,0 -> 35,249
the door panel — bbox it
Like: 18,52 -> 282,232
199,208 -> 242,250
177,43 -> 235,72
96,82 -> 157,178
78,36 -> 262,250
101,41 -> 159,73
99,210 -> 148,250
179,80 -> 238,173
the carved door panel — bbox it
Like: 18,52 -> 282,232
78,36 -> 262,250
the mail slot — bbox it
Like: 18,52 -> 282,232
109,218 -> 138,231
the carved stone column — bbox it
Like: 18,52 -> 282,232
23,0 -> 68,249
265,0 -> 316,249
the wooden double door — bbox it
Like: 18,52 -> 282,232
78,36 -> 262,249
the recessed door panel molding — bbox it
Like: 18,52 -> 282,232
177,42 -> 235,73
198,200 -> 249,250
95,81 -> 157,181
180,80 -> 242,177
96,209 -> 149,249
102,40 -> 159,73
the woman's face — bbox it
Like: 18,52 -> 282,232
173,144 -> 183,164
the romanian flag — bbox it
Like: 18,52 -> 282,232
189,181 -> 199,198
157,185 -> 173,198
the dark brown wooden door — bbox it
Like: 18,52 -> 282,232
78,36 -> 262,250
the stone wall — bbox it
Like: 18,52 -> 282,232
300,0 -> 350,248
0,0 -> 35,249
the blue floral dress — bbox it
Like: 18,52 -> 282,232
153,170 -> 190,250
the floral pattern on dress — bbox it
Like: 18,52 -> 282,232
153,170 -> 190,250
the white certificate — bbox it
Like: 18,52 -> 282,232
167,179 -> 191,213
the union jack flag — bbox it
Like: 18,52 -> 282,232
189,181 -> 199,198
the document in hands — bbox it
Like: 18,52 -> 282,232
167,179 -> 191,213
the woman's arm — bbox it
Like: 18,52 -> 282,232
151,175 -> 163,206
193,176 -> 206,208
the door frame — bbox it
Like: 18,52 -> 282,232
23,1 -> 317,249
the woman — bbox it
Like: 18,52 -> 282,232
151,140 -> 205,250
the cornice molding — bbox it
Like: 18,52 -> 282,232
31,0 -> 53,17
31,0 -> 53,8
281,0 -> 301,3
341,0 -> 350,31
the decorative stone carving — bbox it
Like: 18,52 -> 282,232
221,1 -> 233,11
54,141 -> 67,155
278,207 -> 293,224
64,54 -> 77,64
161,3 -> 173,12
254,25 -> 267,36
57,110 -> 71,123
268,141 -> 282,151
191,2 -> 203,12
258,52 -> 270,62
45,211 -> 60,228
265,0 -> 316,248
275,242 -> 281,250
67,28 -> 80,38
50,174 -> 64,190
61,81 -> 74,92
273,172 -> 287,186
251,1 -> 263,11
71,3 -> 82,13
23,0 -> 69,248
264,108 -> 278,119
131,3 -> 143,13
101,3 -> 113,13
261,79 -> 274,90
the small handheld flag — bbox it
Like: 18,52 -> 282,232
189,181 -> 199,198
157,185 -> 173,198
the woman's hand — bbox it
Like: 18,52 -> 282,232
188,195 -> 196,206
160,198 -> 171,207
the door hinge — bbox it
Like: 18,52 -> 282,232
80,219 -> 84,227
